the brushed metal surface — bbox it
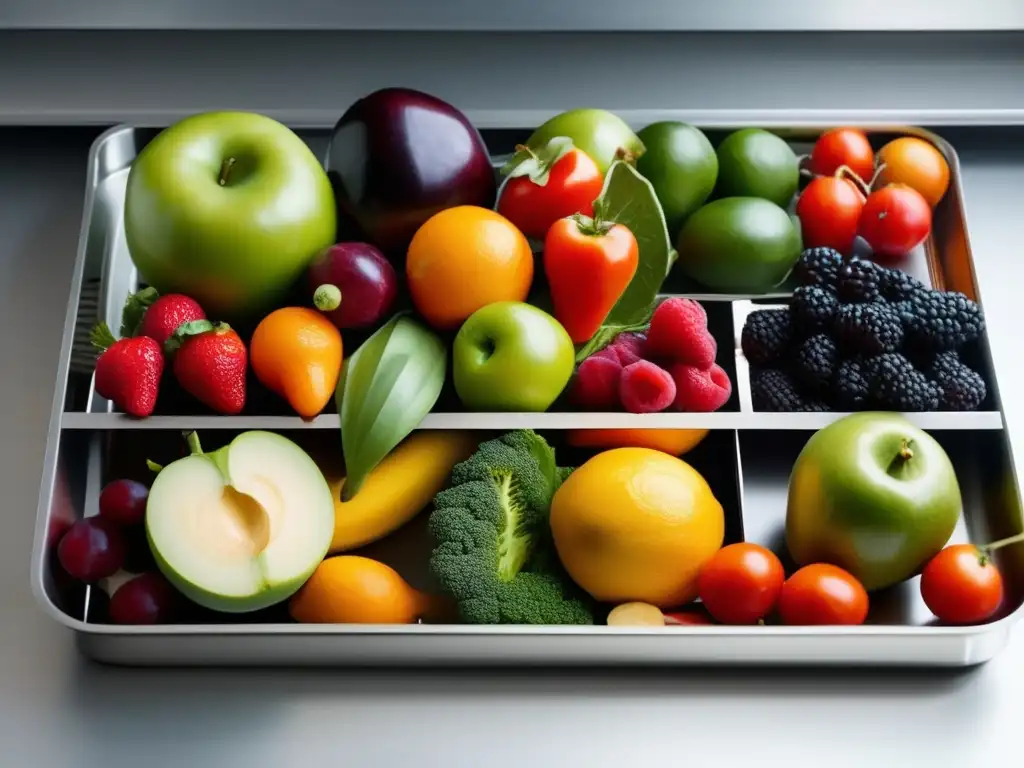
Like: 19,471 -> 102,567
29,119 -> 1024,667
1,32 -> 1024,126
5,125 -> 1024,765
1,0 -> 1022,31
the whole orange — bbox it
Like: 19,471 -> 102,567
876,137 -> 950,208
288,555 -> 433,624
405,205 -> 534,330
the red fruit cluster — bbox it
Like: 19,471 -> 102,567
568,298 -> 733,414
55,477 -> 181,625
91,290 -> 247,417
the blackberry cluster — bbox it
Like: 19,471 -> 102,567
741,247 -> 990,413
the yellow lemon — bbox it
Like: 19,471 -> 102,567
550,447 -> 725,607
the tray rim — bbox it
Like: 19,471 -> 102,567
29,116 -> 1024,660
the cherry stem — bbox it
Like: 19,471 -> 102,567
867,162 -> 889,191
834,164 -> 871,199
982,530 -> 1024,554
218,157 -> 236,186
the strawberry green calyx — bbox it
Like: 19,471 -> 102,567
499,136 -> 576,187
89,322 -> 119,353
313,284 -> 342,312
164,320 -> 231,355
120,287 -> 161,338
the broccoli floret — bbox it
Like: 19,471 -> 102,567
428,429 -> 593,625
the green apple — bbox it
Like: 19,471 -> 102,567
786,412 -> 962,592
453,301 -> 575,412
146,431 -> 335,613
526,109 -> 645,174
124,111 -> 337,321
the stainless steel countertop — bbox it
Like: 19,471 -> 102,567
2,126 -> 1023,764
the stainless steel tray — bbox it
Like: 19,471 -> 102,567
31,119 -> 1024,667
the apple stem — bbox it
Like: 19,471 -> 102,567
314,284 -> 342,312
184,430 -> 203,456
218,157 -> 236,186
898,441 -> 914,461
982,531 -> 1024,554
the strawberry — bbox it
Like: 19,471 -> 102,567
120,287 -> 207,346
166,321 -> 247,415
90,323 -> 164,417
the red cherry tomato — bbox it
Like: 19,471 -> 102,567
808,128 -> 876,182
857,184 -> 932,259
795,176 -> 866,256
497,141 -> 604,241
920,544 -> 1004,625
778,564 -> 869,626
697,543 -> 785,625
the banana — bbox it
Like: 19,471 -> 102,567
321,430 -> 481,553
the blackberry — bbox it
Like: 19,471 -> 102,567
869,352 -> 941,411
879,268 -> 926,302
751,368 -> 829,412
790,286 -> 839,335
834,303 -> 904,356
926,351 -> 988,411
792,334 -> 838,393
793,247 -> 843,290
832,358 -> 871,410
741,308 -> 792,366
898,289 -> 985,352
836,259 -> 886,303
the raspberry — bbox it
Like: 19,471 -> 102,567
606,332 -> 647,367
569,355 -> 622,410
619,360 -> 676,413
668,363 -> 732,413
643,297 -> 716,369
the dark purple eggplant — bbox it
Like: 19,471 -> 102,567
324,87 -> 497,258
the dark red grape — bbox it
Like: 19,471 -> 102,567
108,572 -> 180,625
98,478 -> 149,526
56,517 -> 125,582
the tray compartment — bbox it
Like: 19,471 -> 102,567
736,428 -> 1024,626
731,300 -> 1005,428
37,427 -> 746,628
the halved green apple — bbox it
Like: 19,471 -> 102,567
146,431 -> 334,613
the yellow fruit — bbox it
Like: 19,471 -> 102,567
565,428 -> 709,456
289,555 -> 438,624
550,447 -> 725,607
321,430 -> 480,553
607,602 -> 666,627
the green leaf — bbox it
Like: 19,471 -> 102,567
573,315 -> 653,365
592,159 -> 675,326
499,136 -> 576,187
120,287 -> 160,338
335,313 -> 447,501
